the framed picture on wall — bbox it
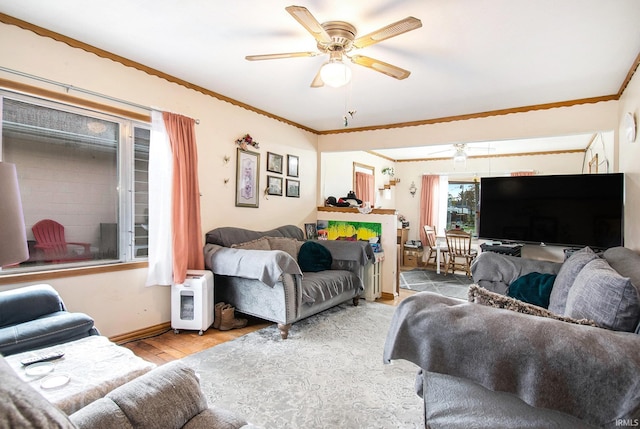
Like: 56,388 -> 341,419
235,148 -> 260,208
286,179 -> 300,198
305,223 -> 317,240
287,154 -> 299,177
266,152 -> 283,174
267,175 -> 283,196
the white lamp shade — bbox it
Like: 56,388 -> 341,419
320,61 -> 352,88
0,162 -> 29,266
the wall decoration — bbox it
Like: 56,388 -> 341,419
304,223 -> 318,240
235,134 -> 259,150
267,152 -> 283,174
235,148 -> 260,208
287,154 -> 299,177
286,179 -> 300,197
267,175 -> 283,196
316,220 -> 382,242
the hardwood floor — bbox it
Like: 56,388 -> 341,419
122,289 -> 415,366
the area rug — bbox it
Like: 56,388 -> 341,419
400,268 -> 473,299
182,301 -> 423,428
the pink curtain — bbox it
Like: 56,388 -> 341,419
355,172 -> 375,206
419,175 -> 440,246
163,112 -> 204,284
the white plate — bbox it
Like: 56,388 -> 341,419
24,362 -> 55,377
40,374 -> 70,389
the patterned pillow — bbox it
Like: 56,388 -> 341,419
547,247 -> 598,315
266,237 -> 300,259
564,258 -> 640,332
468,284 -> 598,327
230,236 -> 271,251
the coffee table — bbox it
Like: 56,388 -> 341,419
6,335 -> 155,414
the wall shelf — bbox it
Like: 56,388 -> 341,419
318,206 -> 396,215
378,178 -> 400,190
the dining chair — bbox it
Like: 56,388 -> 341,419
444,228 -> 478,277
423,225 -> 447,271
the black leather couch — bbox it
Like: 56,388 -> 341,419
0,284 -> 98,356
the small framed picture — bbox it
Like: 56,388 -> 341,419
267,175 -> 283,196
305,223 -> 317,240
235,148 -> 260,208
286,179 -> 300,198
267,152 -> 283,174
287,154 -> 299,177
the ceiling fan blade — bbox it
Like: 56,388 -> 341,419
350,55 -> 410,80
245,52 -> 319,61
353,17 -> 422,49
310,67 -> 324,88
285,5 -> 332,44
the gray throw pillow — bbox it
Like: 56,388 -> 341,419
564,258 -> 640,332
548,247 -> 598,315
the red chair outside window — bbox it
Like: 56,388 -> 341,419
32,219 -> 92,263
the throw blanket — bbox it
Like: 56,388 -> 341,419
471,252 -> 562,294
314,240 -> 374,266
383,292 -> 640,427
203,243 -> 302,287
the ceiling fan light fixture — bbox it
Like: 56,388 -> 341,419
320,60 -> 352,88
453,145 -> 467,162
453,152 -> 467,162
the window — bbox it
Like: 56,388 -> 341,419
447,181 -> 479,236
0,92 -> 149,272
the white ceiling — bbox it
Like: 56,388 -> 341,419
1,1 -> 639,158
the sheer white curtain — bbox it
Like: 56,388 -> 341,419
145,110 -> 174,286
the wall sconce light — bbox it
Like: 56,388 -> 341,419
409,181 -> 417,197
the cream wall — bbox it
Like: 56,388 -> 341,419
318,102 -> 619,153
618,67 -> 640,250
0,23 -> 319,337
321,151 -> 395,209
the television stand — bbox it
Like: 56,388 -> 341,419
480,242 -> 523,257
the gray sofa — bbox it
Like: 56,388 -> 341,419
0,284 -> 99,356
204,225 -> 373,339
0,355 -> 258,429
384,246 -> 640,428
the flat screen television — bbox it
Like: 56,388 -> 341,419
479,173 -> 624,249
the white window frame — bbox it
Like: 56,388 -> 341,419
0,90 -> 149,273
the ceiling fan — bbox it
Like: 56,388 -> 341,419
245,5 -> 422,88
428,143 -> 496,161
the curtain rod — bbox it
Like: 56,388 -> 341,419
0,66 -> 199,124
